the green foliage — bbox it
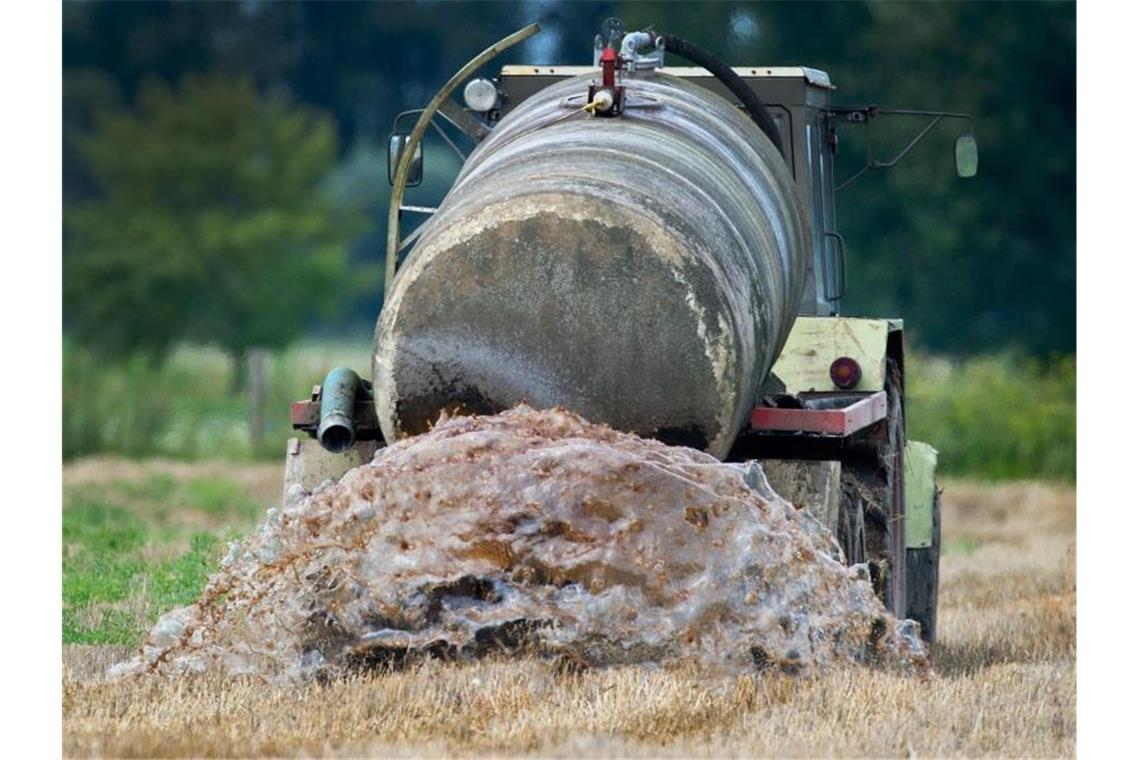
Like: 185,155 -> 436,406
64,74 -> 367,362
617,1 -> 1075,355
63,338 -> 372,461
62,2 -> 1074,356
908,354 -> 1076,481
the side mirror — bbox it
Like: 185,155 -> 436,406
388,133 -> 423,187
955,134 -> 978,178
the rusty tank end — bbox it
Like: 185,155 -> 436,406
374,71 -> 810,459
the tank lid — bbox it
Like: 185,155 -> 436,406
500,65 -> 833,89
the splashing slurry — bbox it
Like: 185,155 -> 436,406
112,406 -> 927,682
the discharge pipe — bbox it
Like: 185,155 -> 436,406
318,367 -> 367,453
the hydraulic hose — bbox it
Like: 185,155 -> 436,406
657,34 -> 785,158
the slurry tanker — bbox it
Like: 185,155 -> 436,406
285,20 -> 979,643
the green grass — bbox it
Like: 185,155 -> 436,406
942,537 -> 980,556
62,472 -> 265,645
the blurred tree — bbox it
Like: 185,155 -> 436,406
62,68 -> 121,206
618,0 -> 1075,355
62,1 -> 1075,357
64,74 -> 366,384
833,1 -> 1076,356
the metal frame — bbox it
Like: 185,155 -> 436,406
831,107 -> 976,191
750,391 -> 888,436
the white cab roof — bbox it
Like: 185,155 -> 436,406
500,65 -> 832,88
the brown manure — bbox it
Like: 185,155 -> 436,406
111,405 -> 926,682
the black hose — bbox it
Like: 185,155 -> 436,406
657,34 -> 785,158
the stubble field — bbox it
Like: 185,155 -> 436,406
61,460 -> 1075,757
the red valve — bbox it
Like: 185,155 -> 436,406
601,46 -> 617,88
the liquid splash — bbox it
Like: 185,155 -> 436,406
112,406 -> 926,682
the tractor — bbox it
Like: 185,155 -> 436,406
284,20 -> 977,644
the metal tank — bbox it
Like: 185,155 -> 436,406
373,70 -> 810,459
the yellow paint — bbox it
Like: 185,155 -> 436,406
904,440 -> 939,548
772,317 -> 892,393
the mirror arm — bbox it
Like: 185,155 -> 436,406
835,163 -> 870,193
392,109 -> 470,162
428,119 -> 468,162
391,107 -> 481,139
873,115 -> 944,170
832,107 -> 975,192
437,99 -> 491,142
831,106 -> 974,126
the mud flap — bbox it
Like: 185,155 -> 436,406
903,441 -> 940,644
905,490 -> 941,644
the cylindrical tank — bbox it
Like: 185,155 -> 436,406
374,71 -> 809,459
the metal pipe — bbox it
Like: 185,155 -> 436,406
619,31 -> 653,59
318,367 -> 364,453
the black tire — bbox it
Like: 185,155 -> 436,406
904,488 -> 941,644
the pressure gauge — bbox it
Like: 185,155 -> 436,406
463,78 -> 498,113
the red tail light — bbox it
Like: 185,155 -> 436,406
829,356 -> 862,389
